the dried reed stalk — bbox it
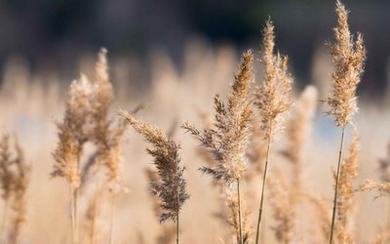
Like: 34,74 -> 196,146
327,2 -> 366,243
183,50 -> 253,244
254,20 -> 293,244
335,131 -> 359,243
121,112 -> 189,244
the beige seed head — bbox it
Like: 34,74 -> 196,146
255,20 -> 293,141
327,1 -> 366,127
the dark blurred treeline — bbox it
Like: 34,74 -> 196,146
0,0 -> 389,98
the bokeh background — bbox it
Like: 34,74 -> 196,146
1,0 -> 390,99
0,0 -> 389,243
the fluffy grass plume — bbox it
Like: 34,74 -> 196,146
183,50 -> 253,244
254,20 -> 293,244
327,1 -> 366,128
327,2 -> 366,243
52,48 -> 127,244
121,112 -> 189,244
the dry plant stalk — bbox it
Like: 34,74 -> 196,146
183,50 -> 253,244
121,112 -> 189,244
0,134 -> 30,244
254,20 -> 293,244
83,190 -> 102,244
268,172 -> 294,244
335,131 -> 359,243
327,2 -> 366,243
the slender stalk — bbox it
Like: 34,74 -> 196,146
176,210 -> 180,244
237,179 -> 243,244
329,126 -> 346,244
0,199 -> 8,244
255,127 -> 273,244
108,192 -> 117,244
71,187 -> 79,244
89,209 -> 96,244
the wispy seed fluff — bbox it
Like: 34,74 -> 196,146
327,1 -> 366,127
121,112 -> 189,222
255,20 -> 293,141
183,50 -> 254,183
52,74 -> 94,189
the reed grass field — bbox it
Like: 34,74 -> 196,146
0,1 -> 389,243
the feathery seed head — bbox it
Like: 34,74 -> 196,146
183,50 -> 254,183
255,20 -> 293,140
327,1 -> 366,127
122,111 -> 189,223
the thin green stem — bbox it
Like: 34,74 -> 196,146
329,126 -> 346,244
237,179 -> 243,244
255,127 -> 272,244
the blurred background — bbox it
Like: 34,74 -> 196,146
1,0 -> 390,100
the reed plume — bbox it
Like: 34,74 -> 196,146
121,112 -> 189,244
327,2 -> 366,243
90,49 -> 128,244
0,134 -> 30,244
183,50 -> 253,244
254,20 -> 293,244
52,75 -> 92,244
145,168 -> 176,244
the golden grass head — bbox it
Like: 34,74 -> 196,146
121,111 -> 189,223
183,50 -> 254,183
52,75 -> 95,189
255,20 -> 293,141
327,1 -> 366,127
